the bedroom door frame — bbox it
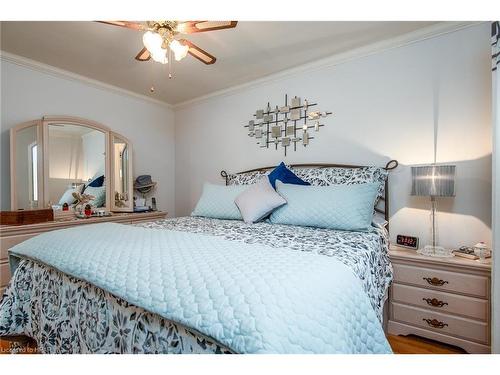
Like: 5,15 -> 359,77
493,98 -> 499,354
492,20 -> 499,354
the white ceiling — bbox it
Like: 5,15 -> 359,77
1,21 -> 440,105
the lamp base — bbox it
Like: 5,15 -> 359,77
417,245 -> 454,258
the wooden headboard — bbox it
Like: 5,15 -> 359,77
220,160 -> 399,227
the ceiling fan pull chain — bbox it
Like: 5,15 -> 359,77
150,57 -> 155,93
168,48 -> 173,79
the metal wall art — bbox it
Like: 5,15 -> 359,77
244,94 -> 333,156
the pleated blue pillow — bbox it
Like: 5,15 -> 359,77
267,162 -> 310,189
270,181 -> 379,231
87,175 -> 104,187
192,183 -> 249,220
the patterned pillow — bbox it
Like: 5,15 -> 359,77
84,185 -> 106,208
225,163 -> 300,186
226,170 -> 268,186
289,166 -> 388,203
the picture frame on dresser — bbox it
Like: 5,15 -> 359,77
388,245 -> 491,354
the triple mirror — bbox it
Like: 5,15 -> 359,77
10,116 -> 134,213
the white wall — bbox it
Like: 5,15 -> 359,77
174,24 -> 492,249
0,59 -> 175,214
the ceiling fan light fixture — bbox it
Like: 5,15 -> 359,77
143,31 -> 168,64
142,31 -> 163,54
151,49 -> 168,64
100,20 -> 237,67
170,40 -> 189,61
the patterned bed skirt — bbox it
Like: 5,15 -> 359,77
0,259 -> 233,354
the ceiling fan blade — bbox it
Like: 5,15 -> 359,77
97,21 -> 146,31
179,39 -> 216,65
135,47 -> 151,61
176,21 -> 237,34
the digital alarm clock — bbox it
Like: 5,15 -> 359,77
396,234 -> 419,249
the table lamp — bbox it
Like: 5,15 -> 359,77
411,165 -> 456,257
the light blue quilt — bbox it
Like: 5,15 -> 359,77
8,222 -> 391,354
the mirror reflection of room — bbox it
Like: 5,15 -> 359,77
48,124 -> 106,209
14,124 -> 39,210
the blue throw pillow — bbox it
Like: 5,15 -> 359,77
87,175 -> 104,187
270,181 -> 379,231
267,162 -> 310,189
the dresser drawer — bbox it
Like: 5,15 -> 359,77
393,263 -> 488,298
0,261 -> 11,287
391,302 -> 489,344
392,283 -> 488,321
1,234 -> 37,260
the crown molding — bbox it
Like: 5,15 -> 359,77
0,50 -> 173,109
0,22 -> 483,111
173,21 -> 483,110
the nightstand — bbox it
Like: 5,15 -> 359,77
387,245 -> 491,354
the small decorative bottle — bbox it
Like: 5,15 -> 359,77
473,242 -> 491,263
84,204 -> 92,217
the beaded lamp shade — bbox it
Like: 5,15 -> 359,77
411,165 -> 456,197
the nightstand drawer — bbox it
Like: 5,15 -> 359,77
392,283 -> 488,321
391,302 -> 489,344
393,263 -> 488,298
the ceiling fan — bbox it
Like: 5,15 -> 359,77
98,21 -> 237,65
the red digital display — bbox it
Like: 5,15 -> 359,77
396,235 -> 419,249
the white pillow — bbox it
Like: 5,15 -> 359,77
235,178 -> 287,224
58,184 -> 83,205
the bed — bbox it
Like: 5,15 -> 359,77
0,161 -> 397,354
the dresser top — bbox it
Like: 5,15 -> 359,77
0,211 -> 167,236
389,245 -> 491,271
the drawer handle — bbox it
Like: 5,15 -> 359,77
423,318 -> 448,329
422,297 -> 448,308
423,277 -> 449,286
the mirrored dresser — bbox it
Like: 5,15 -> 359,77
2,115 -> 166,297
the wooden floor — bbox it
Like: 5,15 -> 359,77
0,337 -> 38,354
387,334 -> 466,354
1,335 -> 466,354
